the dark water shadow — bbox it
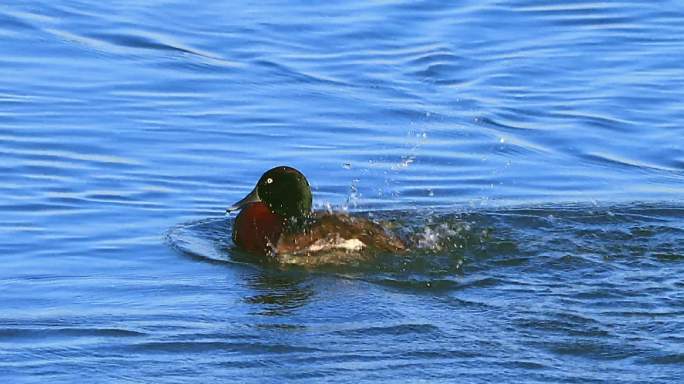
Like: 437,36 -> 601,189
242,269 -> 314,316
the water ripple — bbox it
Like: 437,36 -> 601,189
3,0 -> 684,382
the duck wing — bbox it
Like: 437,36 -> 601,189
275,212 -> 406,263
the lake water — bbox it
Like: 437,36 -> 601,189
1,1 -> 683,382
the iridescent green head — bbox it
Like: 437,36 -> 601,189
228,166 -> 312,224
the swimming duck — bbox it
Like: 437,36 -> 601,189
227,166 -> 406,266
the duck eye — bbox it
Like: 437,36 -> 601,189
266,178 -> 273,184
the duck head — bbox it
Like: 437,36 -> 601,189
228,166 -> 312,227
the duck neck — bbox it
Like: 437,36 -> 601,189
282,213 -> 311,233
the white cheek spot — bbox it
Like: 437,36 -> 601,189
266,178 -> 273,184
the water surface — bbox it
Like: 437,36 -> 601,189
1,1 -> 683,382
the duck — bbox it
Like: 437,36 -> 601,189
227,166 -> 406,266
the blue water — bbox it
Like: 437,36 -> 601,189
1,1 -> 683,382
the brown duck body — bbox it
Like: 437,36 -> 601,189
275,212 -> 406,267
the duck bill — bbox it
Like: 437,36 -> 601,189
226,187 -> 260,213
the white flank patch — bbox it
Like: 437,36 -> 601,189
308,237 -> 366,252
